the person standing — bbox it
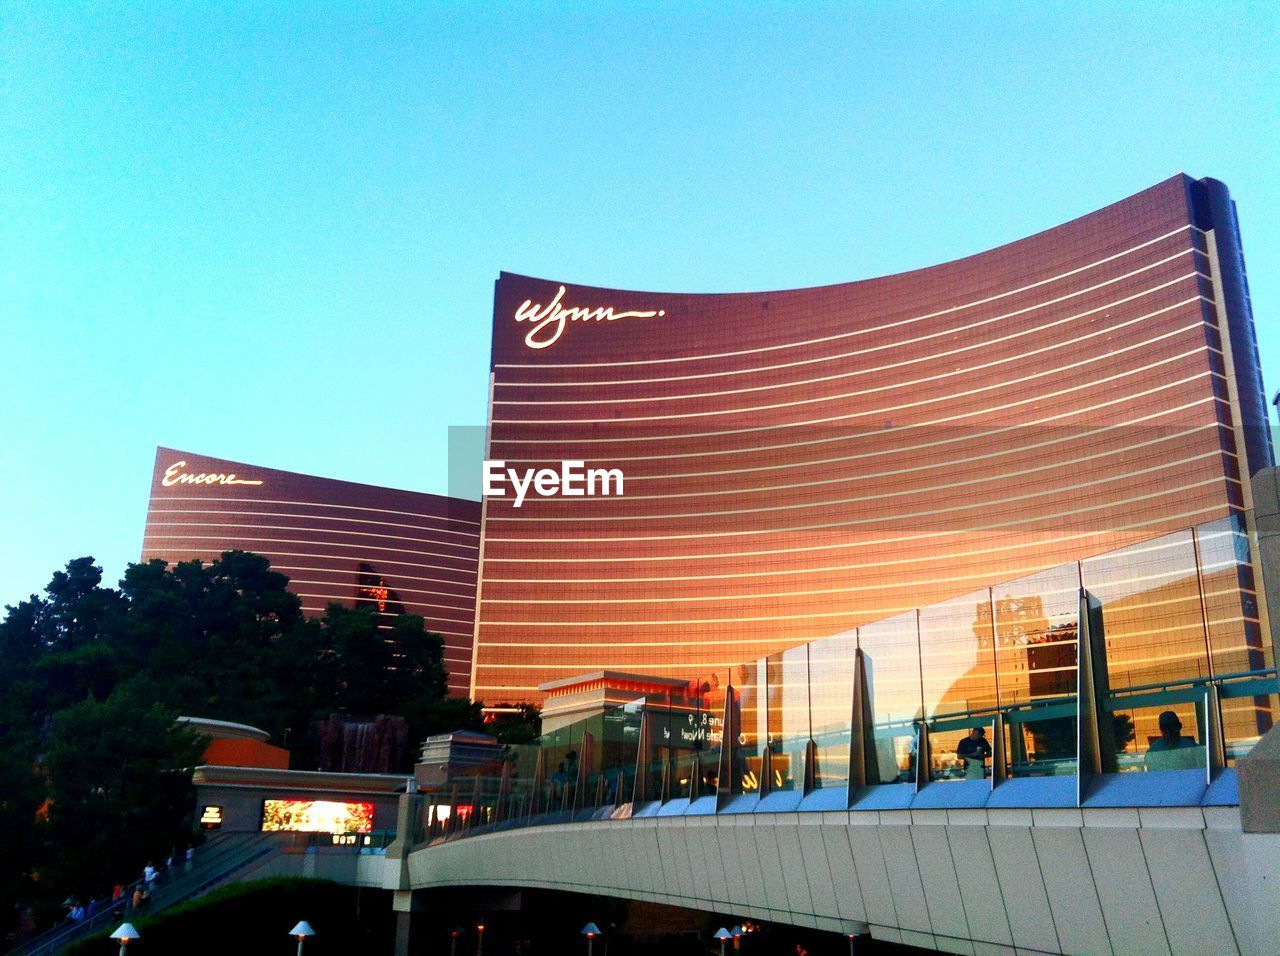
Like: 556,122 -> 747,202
956,727 -> 992,779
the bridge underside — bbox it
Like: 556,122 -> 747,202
402,804 -> 1278,956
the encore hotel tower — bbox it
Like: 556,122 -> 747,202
471,174 -> 1273,706
141,447 -> 481,696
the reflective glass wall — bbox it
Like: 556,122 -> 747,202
416,514 -> 1277,843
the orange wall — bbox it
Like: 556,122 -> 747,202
203,738 -> 291,770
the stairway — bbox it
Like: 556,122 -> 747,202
7,833 -> 288,956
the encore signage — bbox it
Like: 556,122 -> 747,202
162,460 -> 264,488
514,285 -> 667,349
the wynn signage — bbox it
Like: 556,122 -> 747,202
162,460 -> 264,488
514,284 -> 666,349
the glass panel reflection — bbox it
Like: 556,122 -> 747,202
1082,529 -> 1206,766
993,564 -> 1079,777
1196,515 -> 1276,760
858,611 -> 922,784
808,630 -> 855,789
730,660 -> 765,794
765,646 -> 809,792
919,588 -> 998,782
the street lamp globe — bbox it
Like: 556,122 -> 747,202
289,920 -> 317,956
581,922 -> 602,956
109,923 -> 140,956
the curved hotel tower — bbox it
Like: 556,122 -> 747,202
141,447 -> 481,696
472,174 -> 1273,716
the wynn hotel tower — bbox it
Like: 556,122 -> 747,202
471,174 -> 1272,707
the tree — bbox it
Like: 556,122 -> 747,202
312,605 -> 461,767
484,703 -> 542,746
0,550 -> 465,924
0,557 -> 126,722
118,552 -> 318,743
36,680 -> 205,899
0,742 -> 41,932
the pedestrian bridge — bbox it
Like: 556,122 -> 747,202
389,782 -> 1278,956
381,659 -> 1280,955
378,535 -> 1280,955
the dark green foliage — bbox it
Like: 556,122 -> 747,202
485,703 -> 543,746
0,551 -> 468,940
63,878 -> 392,956
37,680 -> 206,897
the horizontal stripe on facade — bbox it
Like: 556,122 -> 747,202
495,225 -> 1202,371
144,507 -> 481,541
480,506 -> 1230,570
495,283 -> 1208,414
144,520 -> 479,551
494,284 -> 1205,392
148,494 -> 480,527
143,535 -> 477,566
490,343 -> 1218,439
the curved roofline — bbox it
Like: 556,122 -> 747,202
177,716 -> 271,742
499,173 -> 1195,299
153,445 -> 480,507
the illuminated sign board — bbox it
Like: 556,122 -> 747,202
514,285 -> 666,349
260,799 -> 374,834
199,805 -> 223,830
162,460 -> 264,487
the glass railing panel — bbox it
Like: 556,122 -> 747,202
1082,528 -> 1208,767
1083,528 -> 1207,688
1106,697 -> 1206,773
809,630 -> 855,789
919,588 -> 998,783
643,698 -> 678,801
693,679 -> 725,794
472,775 -> 501,827
729,659 -> 765,794
765,645 -> 809,792
652,682 -> 715,800
1196,514 -> 1276,761
538,713 -> 599,810
992,563 -> 1079,777
596,703 -> 641,802
858,610 -> 922,784
673,749 -> 700,799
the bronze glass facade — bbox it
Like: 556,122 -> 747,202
141,447 -> 481,696
473,175 -> 1273,709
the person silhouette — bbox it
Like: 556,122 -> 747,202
956,727 -> 992,779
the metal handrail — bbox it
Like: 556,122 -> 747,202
1108,666 -> 1279,697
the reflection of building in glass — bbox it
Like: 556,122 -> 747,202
141,447 -> 481,696
356,562 -> 405,616
473,175 -> 1273,709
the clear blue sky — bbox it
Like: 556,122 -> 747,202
2,2 -> 1277,609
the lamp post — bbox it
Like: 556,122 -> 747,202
731,925 -> 743,950
109,923 -> 140,956
450,926 -> 463,956
580,921 -> 601,956
289,921 -> 316,956
714,927 -> 732,956
475,921 -> 486,956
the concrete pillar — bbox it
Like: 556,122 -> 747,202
1238,718 -> 1280,833
1236,721 -> 1280,955
393,890 -> 428,956
1250,468 -> 1280,667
